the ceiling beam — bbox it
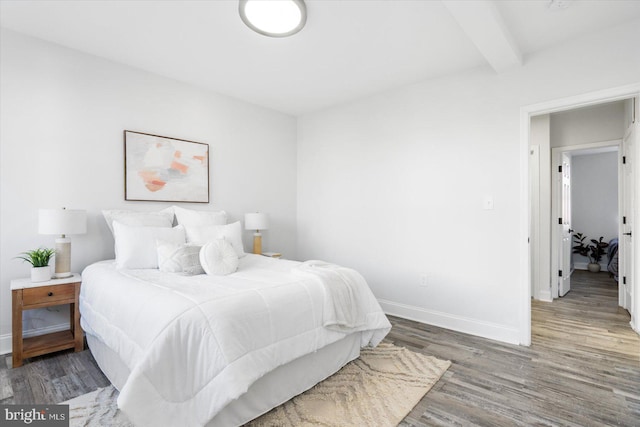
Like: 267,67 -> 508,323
443,0 -> 522,73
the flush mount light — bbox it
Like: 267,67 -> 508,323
239,0 -> 307,38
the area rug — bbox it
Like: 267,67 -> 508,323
63,343 -> 450,427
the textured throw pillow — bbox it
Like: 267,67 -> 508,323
173,206 -> 227,227
184,221 -> 245,257
157,240 -> 204,275
103,207 -> 174,235
199,239 -> 239,276
113,222 -> 185,269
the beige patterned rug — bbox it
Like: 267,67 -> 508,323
64,343 -> 450,427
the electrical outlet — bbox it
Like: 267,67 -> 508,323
419,274 -> 428,287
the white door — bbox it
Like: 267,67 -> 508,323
621,122 -> 636,312
559,153 -> 572,296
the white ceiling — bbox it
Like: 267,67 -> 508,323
1,0 -> 639,116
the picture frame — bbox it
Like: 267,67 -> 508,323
124,130 -> 209,203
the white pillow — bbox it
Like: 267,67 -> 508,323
157,240 -> 204,275
199,239 -> 239,276
173,206 -> 227,227
113,221 -> 185,269
184,221 -> 245,257
103,207 -> 174,235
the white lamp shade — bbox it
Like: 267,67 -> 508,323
244,213 -> 268,231
39,208 -> 87,235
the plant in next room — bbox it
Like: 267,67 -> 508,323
572,233 -> 609,265
16,248 -> 56,267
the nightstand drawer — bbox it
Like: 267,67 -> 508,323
22,283 -> 76,307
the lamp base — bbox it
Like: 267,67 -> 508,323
253,232 -> 262,255
54,237 -> 72,279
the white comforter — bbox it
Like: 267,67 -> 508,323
80,255 -> 390,427
292,260 -> 378,333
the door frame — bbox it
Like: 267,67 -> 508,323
519,82 -> 640,346
621,123 -> 636,312
550,140 -> 622,299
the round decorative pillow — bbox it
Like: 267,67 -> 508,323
199,238 -> 239,276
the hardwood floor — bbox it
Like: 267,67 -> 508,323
394,270 -> 640,426
0,345 -> 110,405
1,270 -> 638,426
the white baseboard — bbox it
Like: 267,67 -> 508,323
537,289 -> 553,302
1,333 -> 11,355
378,299 -> 521,345
0,322 -> 70,356
573,261 -> 608,271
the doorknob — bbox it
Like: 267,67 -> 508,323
623,231 -> 632,236
568,229 -> 574,233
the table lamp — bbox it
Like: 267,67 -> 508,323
244,212 -> 268,254
39,207 -> 87,278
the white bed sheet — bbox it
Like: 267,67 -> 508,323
80,254 -> 390,427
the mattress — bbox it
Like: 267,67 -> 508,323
80,254 -> 390,427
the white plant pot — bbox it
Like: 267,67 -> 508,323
587,263 -> 601,273
31,266 -> 51,282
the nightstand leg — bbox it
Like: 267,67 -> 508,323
72,283 -> 83,352
12,290 -> 23,368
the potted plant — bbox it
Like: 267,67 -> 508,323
572,233 -> 609,273
16,248 -> 55,282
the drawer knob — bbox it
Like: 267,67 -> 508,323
48,292 -> 53,297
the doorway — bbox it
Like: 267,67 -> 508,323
531,101 -> 627,301
521,86 -> 640,346
550,144 -> 620,299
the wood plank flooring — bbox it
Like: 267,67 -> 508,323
0,346 -> 110,405
1,270 -> 638,426
393,270 -> 640,426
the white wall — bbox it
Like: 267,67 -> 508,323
0,29 -> 298,353
550,101 -> 625,147
571,151 -> 619,267
297,19 -> 640,344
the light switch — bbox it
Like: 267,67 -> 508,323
483,197 -> 494,210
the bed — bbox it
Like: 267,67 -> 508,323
80,253 -> 391,427
607,237 -> 619,281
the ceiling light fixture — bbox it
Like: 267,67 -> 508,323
239,0 -> 307,38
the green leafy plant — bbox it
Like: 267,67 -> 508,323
572,233 -> 609,264
16,248 -> 55,268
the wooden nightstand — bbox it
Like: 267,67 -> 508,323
11,274 -> 83,368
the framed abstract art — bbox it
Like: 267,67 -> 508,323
124,130 -> 209,203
